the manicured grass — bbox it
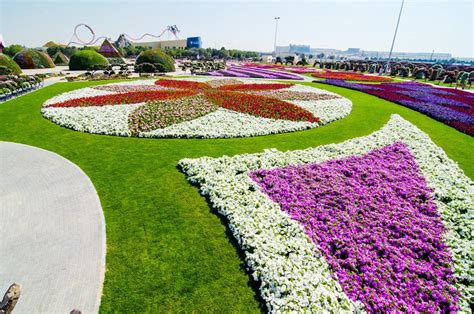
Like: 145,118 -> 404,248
0,79 -> 472,312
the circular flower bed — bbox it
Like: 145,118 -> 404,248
41,78 -> 352,138
312,70 -> 393,82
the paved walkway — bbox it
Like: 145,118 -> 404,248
0,142 -> 105,313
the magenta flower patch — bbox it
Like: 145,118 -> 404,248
250,142 -> 459,312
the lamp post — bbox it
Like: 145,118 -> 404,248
385,0 -> 405,74
273,17 -> 280,58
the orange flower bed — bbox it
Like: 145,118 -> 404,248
312,71 -> 393,82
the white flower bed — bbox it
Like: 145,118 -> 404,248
179,115 -> 473,312
292,98 -> 352,125
140,108 -> 314,138
41,78 -> 352,138
42,104 -> 143,136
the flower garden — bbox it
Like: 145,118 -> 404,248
317,80 -> 474,135
180,115 -> 473,312
41,78 -> 351,138
1,71 -> 473,313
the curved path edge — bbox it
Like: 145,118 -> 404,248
0,141 -> 105,313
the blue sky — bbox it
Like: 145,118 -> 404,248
1,0 -> 472,57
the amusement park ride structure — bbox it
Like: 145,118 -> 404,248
67,24 -> 180,47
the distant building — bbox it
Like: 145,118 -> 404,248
186,37 -> 202,49
276,44 -> 311,55
363,50 -> 452,60
130,37 -> 202,50
346,48 -> 361,54
310,47 -> 452,61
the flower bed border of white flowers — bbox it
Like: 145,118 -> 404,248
179,114 -> 473,312
41,78 -> 352,138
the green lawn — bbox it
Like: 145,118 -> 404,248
0,80 -> 472,312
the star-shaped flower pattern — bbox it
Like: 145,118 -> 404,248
47,78 -> 341,135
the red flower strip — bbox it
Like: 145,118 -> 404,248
49,90 -> 196,108
155,79 -> 210,90
205,91 -> 320,123
218,83 -> 293,91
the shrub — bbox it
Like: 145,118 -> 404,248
429,69 -> 438,81
53,52 -> 69,66
0,53 -> 22,74
46,45 -> 77,58
135,49 -> 175,73
135,62 -> 156,73
69,50 -> 109,70
13,49 -> 55,69
107,58 -> 126,66
2,44 -> 24,58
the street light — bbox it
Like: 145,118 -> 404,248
385,0 -> 405,74
273,17 -> 280,57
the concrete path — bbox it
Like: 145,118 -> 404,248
0,142 -> 105,313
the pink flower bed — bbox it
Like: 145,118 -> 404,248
250,142 -> 459,312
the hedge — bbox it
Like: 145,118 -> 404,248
0,53 -> 22,74
135,49 -> 175,73
69,50 -> 109,70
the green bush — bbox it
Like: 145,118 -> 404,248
69,50 -> 109,70
13,49 -> 55,69
53,52 -> 69,66
135,49 -> 175,73
47,45 -> 77,58
107,58 -> 126,66
2,44 -> 24,58
0,54 -> 22,74
135,62 -> 156,73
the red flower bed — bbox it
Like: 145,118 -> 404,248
48,79 -> 320,124
49,90 -> 196,108
205,91 -> 320,123
218,83 -> 292,91
312,71 -> 393,82
155,79 -> 209,90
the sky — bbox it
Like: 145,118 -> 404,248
1,0 -> 473,58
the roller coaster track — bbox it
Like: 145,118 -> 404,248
67,24 -> 180,47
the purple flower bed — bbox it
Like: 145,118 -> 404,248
250,142 -> 459,312
207,66 -> 303,80
317,79 -> 474,136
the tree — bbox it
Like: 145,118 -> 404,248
3,44 -> 24,57
46,45 -> 77,58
